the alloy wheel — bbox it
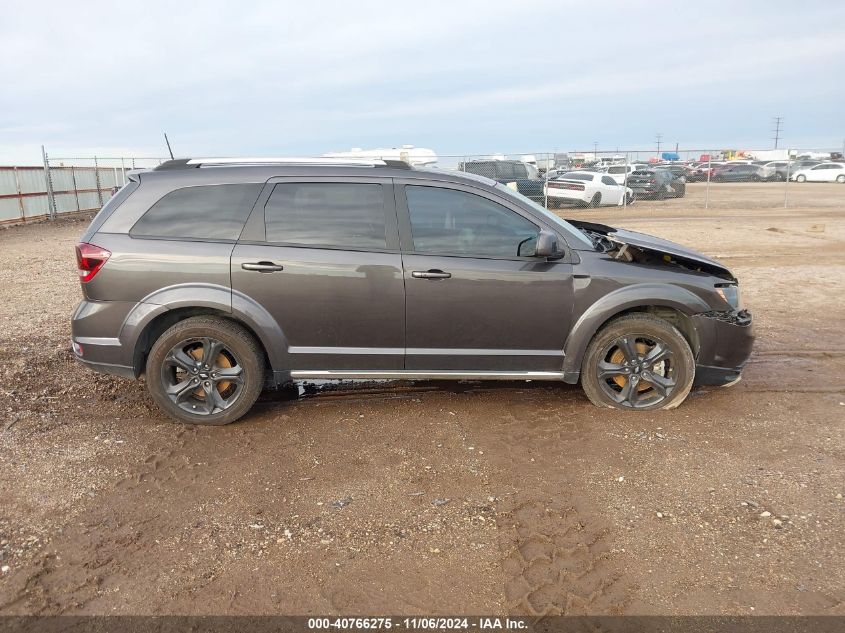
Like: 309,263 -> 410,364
596,335 -> 676,409
160,337 -> 245,415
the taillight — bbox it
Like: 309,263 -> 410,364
75,242 -> 111,282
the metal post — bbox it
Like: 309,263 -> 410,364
784,151 -> 791,209
93,156 -> 103,207
12,166 -> 25,222
623,153 -> 629,209
70,166 -> 81,212
41,145 -> 57,220
543,152 -> 549,210
704,153 -> 712,210
120,157 -> 126,185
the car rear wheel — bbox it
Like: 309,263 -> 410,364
796,175 -> 806,182
580,314 -> 695,411
589,193 -> 601,208
146,316 -> 265,425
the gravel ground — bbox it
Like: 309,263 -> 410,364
0,182 -> 843,615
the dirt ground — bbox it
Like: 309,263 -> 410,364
0,182 -> 843,616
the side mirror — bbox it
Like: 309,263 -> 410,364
535,230 -> 558,257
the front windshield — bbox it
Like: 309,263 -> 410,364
494,183 -> 595,249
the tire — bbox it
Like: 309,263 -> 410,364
751,174 -> 760,182
580,314 -> 695,411
837,175 -> 845,183
145,316 -> 265,425
655,188 -> 666,201
625,192 -> 635,205
589,193 -> 601,208
675,185 -> 686,198
796,175 -> 806,182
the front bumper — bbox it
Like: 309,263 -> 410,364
692,309 -> 754,386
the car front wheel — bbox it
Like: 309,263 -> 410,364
580,314 -> 695,411
146,316 -> 265,425
796,175 -> 806,182
837,175 -> 845,183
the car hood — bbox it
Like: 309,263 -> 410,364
565,219 -> 734,280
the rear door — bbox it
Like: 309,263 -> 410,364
231,177 -> 404,370
396,180 -> 574,372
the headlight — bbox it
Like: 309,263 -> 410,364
715,284 -> 741,309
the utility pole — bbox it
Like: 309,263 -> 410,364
656,133 -> 663,158
772,116 -> 783,149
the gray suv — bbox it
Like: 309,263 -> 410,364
72,157 -> 753,425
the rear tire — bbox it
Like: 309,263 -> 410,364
580,314 -> 695,411
589,193 -> 601,208
146,316 -> 265,425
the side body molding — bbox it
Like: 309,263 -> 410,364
118,283 -> 289,380
562,282 -> 711,382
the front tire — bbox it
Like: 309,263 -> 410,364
796,175 -> 806,182
146,316 -> 265,425
580,314 -> 695,411
837,175 -> 845,183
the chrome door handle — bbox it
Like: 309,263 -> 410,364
242,261 -> 284,273
411,270 -> 451,279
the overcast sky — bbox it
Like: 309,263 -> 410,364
1,0 -> 844,164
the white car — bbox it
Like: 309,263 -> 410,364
544,171 -> 634,208
791,162 -> 845,183
602,163 -> 650,185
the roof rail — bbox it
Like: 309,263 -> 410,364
154,157 -> 412,171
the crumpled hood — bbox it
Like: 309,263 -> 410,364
566,219 -> 733,279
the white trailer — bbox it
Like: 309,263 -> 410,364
323,145 -> 437,166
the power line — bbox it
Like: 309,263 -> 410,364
772,116 -> 783,149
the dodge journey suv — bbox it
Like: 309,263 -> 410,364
72,157 -> 753,425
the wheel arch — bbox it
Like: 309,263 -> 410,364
118,284 -> 289,382
563,284 -> 708,382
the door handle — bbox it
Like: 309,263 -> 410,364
411,269 -> 451,279
242,261 -> 284,273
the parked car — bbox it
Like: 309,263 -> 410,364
711,164 -> 768,182
791,162 -> 845,183
763,161 -> 791,181
626,169 -> 686,199
688,162 -> 726,182
71,156 -> 752,423
459,159 -> 545,203
544,171 -> 635,207
655,164 -> 691,183
602,164 -> 650,185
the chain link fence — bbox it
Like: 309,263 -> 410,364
1,146 -> 843,227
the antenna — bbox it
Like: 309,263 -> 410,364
163,132 -> 174,159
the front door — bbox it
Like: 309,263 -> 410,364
232,177 -> 404,370
396,182 -> 574,372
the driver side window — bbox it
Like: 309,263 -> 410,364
405,186 -> 540,258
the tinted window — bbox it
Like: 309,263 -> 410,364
601,176 -> 617,186
607,166 -> 627,174
130,184 -> 261,240
562,172 -> 595,181
265,183 -> 386,249
462,162 -> 497,179
405,186 -> 539,258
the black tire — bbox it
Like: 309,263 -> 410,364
580,314 -> 695,411
796,175 -> 806,182
589,193 -> 601,208
146,316 -> 265,425
675,185 -> 686,198
751,174 -> 760,182
655,188 -> 666,201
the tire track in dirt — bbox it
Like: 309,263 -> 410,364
497,498 -> 632,616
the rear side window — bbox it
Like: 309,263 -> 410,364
264,183 -> 386,249
130,184 -> 261,240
